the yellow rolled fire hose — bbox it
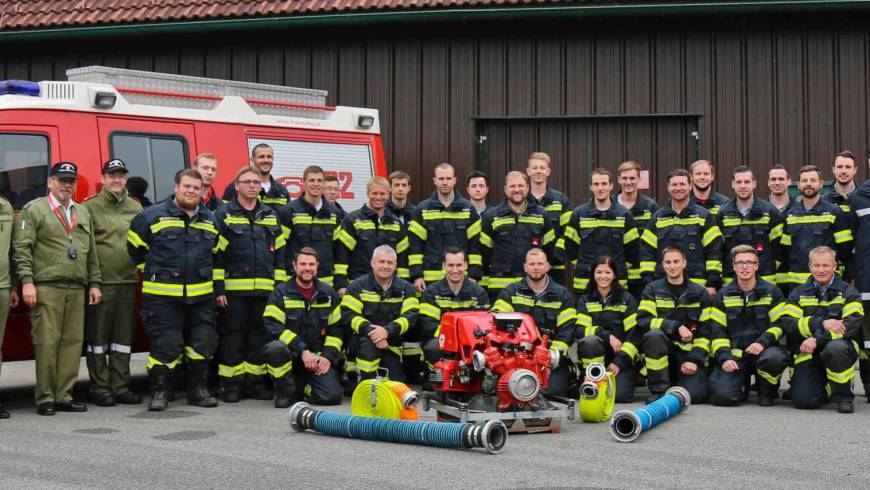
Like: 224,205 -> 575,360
351,377 -> 419,421
578,363 -> 616,423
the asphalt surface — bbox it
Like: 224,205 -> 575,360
1,354 -> 870,489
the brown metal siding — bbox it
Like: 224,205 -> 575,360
4,14 -> 870,204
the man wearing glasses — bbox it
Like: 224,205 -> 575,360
708,245 -> 790,406
213,167 -> 287,403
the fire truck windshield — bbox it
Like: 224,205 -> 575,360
0,133 -> 49,210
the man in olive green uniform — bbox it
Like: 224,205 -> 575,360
13,162 -> 102,416
0,196 -> 19,419
82,160 -> 143,406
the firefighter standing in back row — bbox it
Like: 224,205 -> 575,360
82,159 -> 144,407
14,162 -> 102,415
849,155 -> 870,403
213,167 -> 287,403
128,169 -> 220,411
526,152 -> 572,285
479,171 -> 557,298
262,247 -> 343,407
277,165 -> 341,287
0,194 -> 19,419
222,143 -> 290,210
780,165 -> 852,293
491,248 -> 577,397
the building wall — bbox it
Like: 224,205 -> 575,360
3,12 -> 869,204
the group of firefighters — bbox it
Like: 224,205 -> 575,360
0,144 -> 868,419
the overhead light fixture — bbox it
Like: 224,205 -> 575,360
356,114 -> 375,129
89,86 -> 117,108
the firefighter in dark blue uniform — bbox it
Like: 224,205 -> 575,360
127,169 -> 220,411
222,143 -> 289,210
717,166 -> 784,285
557,167 -> 638,295
466,171 -> 491,216
492,248 -> 577,397
340,245 -> 419,382
849,167 -> 870,402
639,169 -> 723,297
192,153 -> 223,211
479,171 -> 557,298
277,166 -> 341,287
387,170 -> 416,232
615,161 -> 659,298
781,246 -> 863,413
213,167 -> 286,403
766,164 -> 796,215
823,151 -> 859,281
574,256 -> 640,403
637,245 -> 712,403
708,245 -> 789,406
527,152 -> 572,285
262,247 -> 343,407
689,160 -> 729,216
780,165 -> 852,293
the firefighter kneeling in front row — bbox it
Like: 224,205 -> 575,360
638,245 -> 712,403
491,248 -> 577,397
261,247 -> 343,407
781,246 -> 863,413
340,245 -> 419,382
708,245 -> 789,406
574,255 -> 640,403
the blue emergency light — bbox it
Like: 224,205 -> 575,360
0,80 -> 40,96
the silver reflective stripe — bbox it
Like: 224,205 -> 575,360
90,344 -> 107,354
862,292 -> 870,301
402,342 -> 422,349
855,207 -> 870,217
864,341 -> 870,349
110,343 -> 132,354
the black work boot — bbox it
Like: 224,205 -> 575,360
187,362 -> 218,408
148,366 -> 171,412
273,375 -> 297,409
220,378 -> 242,403
343,370 -> 359,398
245,374 -> 274,401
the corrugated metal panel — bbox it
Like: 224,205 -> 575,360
7,14 -> 870,203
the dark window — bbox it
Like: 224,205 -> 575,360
0,133 -> 49,210
110,132 -> 188,205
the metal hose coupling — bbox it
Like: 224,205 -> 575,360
580,381 -> 599,399
610,386 -> 690,442
585,362 -> 606,382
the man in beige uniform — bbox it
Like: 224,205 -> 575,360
14,162 -> 102,415
83,159 -> 143,406
0,195 -> 19,419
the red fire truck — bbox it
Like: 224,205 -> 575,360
0,66 -> 387,361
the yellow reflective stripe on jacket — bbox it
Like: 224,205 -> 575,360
341,294 -> 364,314
843,301 -> 864,317
621,342 -> 639,361
142,281 -> 213,297
324,335 -> 343,351
556,308 -> 576,327
419,302 -> 442,320
400,297 -> 419,314
623,313 -> 638,331
492,298 -> 515,312
576,313 -> 593,329
711,338 -> 730,352
224,277 -> 275,291
551,340 -> 570,354
702,226 -> 722,247
798,317 -> 813,338
264,304 -> 286,324
786,214 -> 835,225
150,218 -> 184,233
638,299 -> 657,316
279,329 -> 297,346
487,276 -> 522,289
127,229 -> 149,249
834,229 -> 853,243
189,222 -> 218,235
708,307 -> 727,327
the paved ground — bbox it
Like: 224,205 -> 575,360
1,354 -> 870,489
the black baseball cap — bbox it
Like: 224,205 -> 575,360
49,162 -> 78,179
102,159 -> 129,174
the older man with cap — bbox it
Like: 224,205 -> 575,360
82,159 -> 144,406
13,162 -> 102,415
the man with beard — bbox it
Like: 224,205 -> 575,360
213,167 -> 286,403
262,247 -> 343,407
637,245 -> 712,403
82,159 -> 144,407
479,171 -> 557,298
823,151 -> 859,281
128,169 -> 220,411
492,248 -> 577,397
222,143 -> 289,210
340,245 -> 418,382
766,164 -> 796,214
716,166 -> 784,285
615,161 -> 659,297
689,160 -> 729,215
557,167 -> 638,294
640,169 -> 723,298
14,162 -> 101,415
192,153 -> 222,211
277,165 -> 341,287
780,165 -> 852,294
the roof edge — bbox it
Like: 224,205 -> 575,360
1,1 -> 868,43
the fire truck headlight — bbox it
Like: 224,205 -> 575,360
507,369 -> 540,402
